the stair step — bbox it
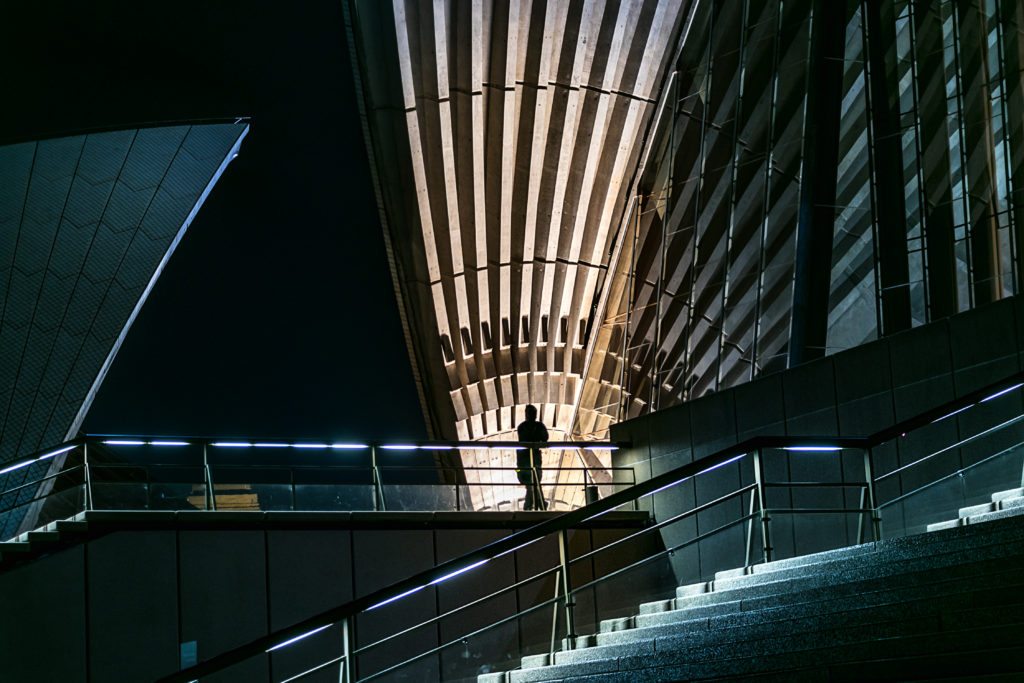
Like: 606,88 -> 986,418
960,502 -> 996,518
25,530 -> 59,543
665,536 -> 1020,612
513,608 -> 1024,682
583,544 -> 1024,660
589,567 -> 1024,658
928,497 -> 1024,532
992,487 -> 1024,503
54,520 -> 87,533
964,504 -> 1024,526
996,495 -> 1024,510
483,502 -> 1024,682
926,518 -> 963,532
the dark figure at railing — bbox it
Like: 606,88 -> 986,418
516,404 -> 548,511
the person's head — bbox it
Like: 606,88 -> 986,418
525,404 -> 537,421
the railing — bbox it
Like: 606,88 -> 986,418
0,438 -> 630,542
156,370 -> 1024,683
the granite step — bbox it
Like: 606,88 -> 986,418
503,613 -> 1024,682
637,528 -> 1024,618
481,518 -> 1024,683
545,563 -> 1024,669
927,488 -> 1024,532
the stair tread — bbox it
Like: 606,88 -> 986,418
483,498 -> 1024,683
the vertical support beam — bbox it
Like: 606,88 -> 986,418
864,0 -> 912,334
751,1 -> 785,379
913,0 -> 959,319
652,73 -> 679,412
790,0 -> 847,365
620,196 -> 641,420
719,0 -> 751,388
957,0 -> 1002,305
684,0 -> 717,399
1002,0 -> 1024,295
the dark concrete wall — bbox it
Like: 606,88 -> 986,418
611,296 -> 1024,578
0,516 -> 663,682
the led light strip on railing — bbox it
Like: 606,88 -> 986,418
0,444 -> 78,475
100,439 -> 620,451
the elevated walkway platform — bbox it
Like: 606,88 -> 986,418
0,509 -> 651,572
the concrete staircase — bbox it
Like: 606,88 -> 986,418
926,486 -> 1024,532
480,501 -> 1024,682
0,513 -> 88,566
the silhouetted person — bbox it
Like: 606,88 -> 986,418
516,404 -> 548,511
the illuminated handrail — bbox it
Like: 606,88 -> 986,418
156,369 -> 1024,683
0,437 -> 633,534
0,437 -> 626,478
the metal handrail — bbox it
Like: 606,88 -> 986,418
157,369 -> 1024,683
0,437 -> 627,485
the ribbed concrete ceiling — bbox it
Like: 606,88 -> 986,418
0,122 -> 248,507
350,0 -> 687,448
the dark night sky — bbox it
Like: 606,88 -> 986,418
0,2 -> 428,442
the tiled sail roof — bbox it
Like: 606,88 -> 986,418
0,122 -> 248,514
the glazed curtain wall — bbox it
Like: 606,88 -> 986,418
572,0 -> 1024,439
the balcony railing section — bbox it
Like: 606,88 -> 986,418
0,439 -> 631,542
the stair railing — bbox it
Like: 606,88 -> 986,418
154,370 -> 1024,683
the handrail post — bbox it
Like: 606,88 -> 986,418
455,466 -> 460,512
83,440 -> 93,512
371,446 -> 384,511
744,485 -> 757,567
548,571 -> 562,660
557,529 -> 577,650
204,442 -> 217,511
752,448 -> 772,563
341,616 -> 354,683
863,446 -> 882,541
